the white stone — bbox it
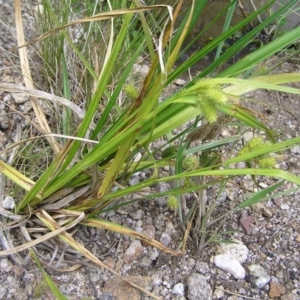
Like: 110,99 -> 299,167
133,152 -> 142,162
280,204 -> 290,210
258,182 -> 268,189
218,239 -> 249,263
214,254 -> 245,279
255,275 -> 271,288
2,196 -> 15,210
173,283 -> 185,296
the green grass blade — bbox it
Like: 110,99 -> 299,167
213,0 -> 237,63
61,51 -> 72,138
219,21 -> 300,76
225,136 -> 300,165
168,0 -> 277,82
90,40 -> 145,140
61,12 -> 134,170
30,249 -> 68,300
0,159 -> 35,192
237,180 -> 285,209
178,168 -> 300,186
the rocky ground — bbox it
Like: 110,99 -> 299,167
0,1 -> 300,300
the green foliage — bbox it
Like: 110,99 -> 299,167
2,1 -> 300,293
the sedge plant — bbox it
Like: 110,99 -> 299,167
0,0 -> 300,297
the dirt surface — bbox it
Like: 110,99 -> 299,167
0,1 -> 300,300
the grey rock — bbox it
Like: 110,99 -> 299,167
165,221 -> 176,236
0,114 -> 9,129
106,209 -> 116,217
100,293 -> 114,300
21,101 -> 32,113
242,131 -> 254,142
157,182 -> 171,193
140,256 -> 152,268
0,286 -> 7,299
187,273 -> 212,300
149,247 -> 159,260
216,191 -> 227,205
255,275 -> 271,288
129,175 -> 140,186
143,225 -> 156,239
281,294 -> 298,300
152,278 -> 162,286
12,93 -> 29,104
248,264 -> 271,288
3,93 -> 11,102
130,209 -> 144,220
0,258 -> 13,273
160,232 -> 171,247
173,283 -> 185,296
123,240 -> 143,263
213,286 -> 224,299
290,146 -> 300,154
195,261 -> 210,274
248,264 -> 268,277
13,266 -> 25,278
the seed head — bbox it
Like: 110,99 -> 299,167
166,195 -> 178,210
124,84 -> 139,99
258,156 -> 277,168
183,155 -> 199,170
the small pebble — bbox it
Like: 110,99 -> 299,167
280,204 -> 290,210
213,286 -> 224,299
173,283 -> 184,296
2,195 -> 15,209
160,232 -> 171,247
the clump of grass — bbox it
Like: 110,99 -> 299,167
1,0 -> 300,297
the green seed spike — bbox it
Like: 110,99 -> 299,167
186,114 -> 232,142
198,96 -> 218,123
161,145 -> 178,159
123,84 -> 139,99
199,151 -> 221,168
183,155 -> 199,170
166,195 -> 178,210
258,156 -> 277,168
204,88 -> 228,105
247,136 -> 264,150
